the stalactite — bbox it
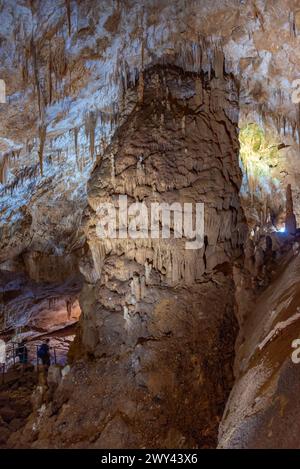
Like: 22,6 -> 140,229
74,127 -> 79,169
137,35 -> 145,103
22,49 -> 29,85
84,110 -> 98,160
26,139 -> 33,154
65,0 -> 72,36
30,35 -> 42,117
0,153 -> 9,184
121,59 -> 130,94
78,145 -> 84,172
11,149 -> 21,160
145,260 -> 152,285
52,37 -> 67,89
252,1 -> 265,31
38,124 -> 47,176
110,152 -> 115,183
48,41 -> 53,105
289,11 -> 296,37
0,162 -> 40,195
90,112 -> 97,160
101,137 -> 107,154
137,69 -> 144,103
213,46 -> 224,79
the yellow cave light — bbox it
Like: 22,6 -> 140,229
239,123 -> 280,195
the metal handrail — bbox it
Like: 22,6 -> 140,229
0,343 -> 64,385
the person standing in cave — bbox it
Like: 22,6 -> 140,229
38,339 -> 51,368
16,340 -> 28,364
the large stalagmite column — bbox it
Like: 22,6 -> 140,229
77,65 -> 246,447
25,64 -> 247,449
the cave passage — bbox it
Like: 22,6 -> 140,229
1,0 -> 300,453
0,270 -> 82,369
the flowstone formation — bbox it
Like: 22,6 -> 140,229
13,64 -> 247,449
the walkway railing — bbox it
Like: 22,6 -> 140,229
0,342 -> 65,385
